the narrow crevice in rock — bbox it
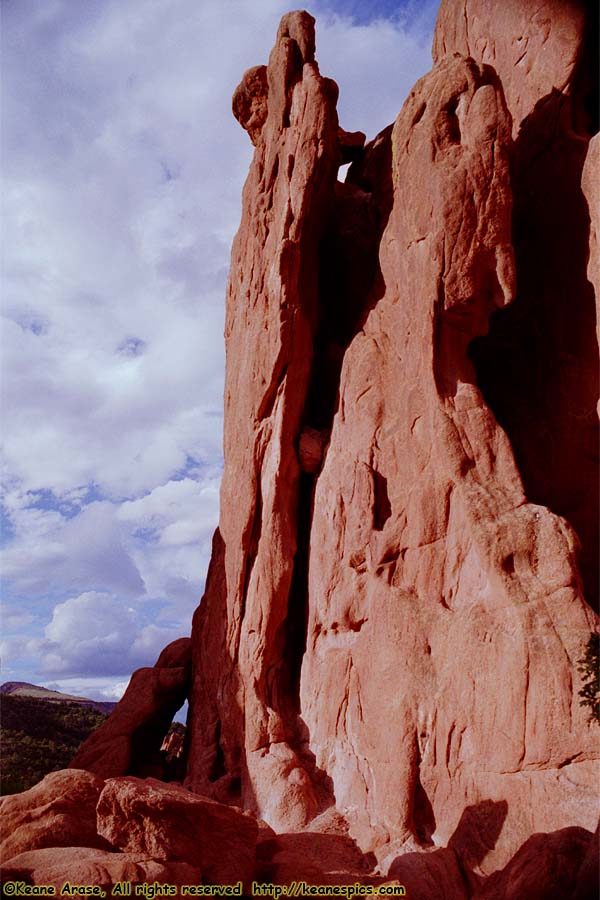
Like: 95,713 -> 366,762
282,471 -> 314,717
284,129 -> 391,713
238,471 -> 263,644
304,124 -> 394,437
279,129 -> 394,761
413,767 -> 436,847
371,467 -> 392,531
208,720 -> 227,783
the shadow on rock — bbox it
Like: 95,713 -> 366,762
388,799 -> 509,899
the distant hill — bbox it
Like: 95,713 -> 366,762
0,684 -> 117,795
0,681 -> 117,715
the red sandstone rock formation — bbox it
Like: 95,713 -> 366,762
583,133 -> 600,347
302,52 -> 598,872
436,0 -> 600,609
186,0 -> 599,881
7,5 -> 592,897
472,826 -> 596,900
186,10 -> 341,830
97,777 -> 258,885
70,637 -> 191,779
0,770 -> 110,863
1,848 -> 202,893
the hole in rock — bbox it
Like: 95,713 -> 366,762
338,161 -> 351,182
372,468 -> 392,531
413,773 -> 436,846
441,96 -> 461,144
130,718 -> 187,783
502,553 -> 515,575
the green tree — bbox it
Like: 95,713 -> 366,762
578,633 -> 599,724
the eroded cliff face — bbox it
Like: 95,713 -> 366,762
184,0 -> 599,880
185,11 -> 341,830
435,0 -> 600,609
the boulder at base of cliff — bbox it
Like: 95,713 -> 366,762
1,846 -> 201,893
0,769 -> 110,863
473,826 -> 597,900
97,776 -> 257,885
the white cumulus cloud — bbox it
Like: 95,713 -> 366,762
1,0 -> 439,689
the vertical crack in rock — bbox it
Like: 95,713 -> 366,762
282,120 -> 394,736
186,11 -> 344,831
182,3 -> 599,879
300,29 -> 599,870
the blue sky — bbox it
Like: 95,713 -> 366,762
1,0 -> 439,702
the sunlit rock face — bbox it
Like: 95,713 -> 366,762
184,1 -> 599,876
0,6 -> 595,897
180,2 -> 600,879
185,11 -> 342,832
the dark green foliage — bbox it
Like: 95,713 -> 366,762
0,694 -> 108,795
577,633 -> 599,725
167,721 -> 186,736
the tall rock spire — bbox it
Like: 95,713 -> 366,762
184,0 -> 598,878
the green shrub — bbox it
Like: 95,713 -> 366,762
578,633 -> 599,725
0,695 -> 108,795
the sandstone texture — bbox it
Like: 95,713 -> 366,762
583,132 -> 600,349
52,3 -> 600,896
1,847 -> 201,893
437,0 -> 600,609
185,0 -> 599,882
70,637 -> 191,779
0,769 -> 109,863
97,776 -> 257,885
432,0 -> 590,136
472,826 -> 595,900
301,49 -> 598,869
186,10 -> 341,831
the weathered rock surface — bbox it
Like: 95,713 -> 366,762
70,637 -> 191,779
41,4 -> 597,895
97,776 -> 257,885
582,133 -> 600,348
1,847 -> 201,892
472,826 -> 595,900
387,847 -> 468,900
438,0 -> 600,609
303,48 -> 598,869
186,10 -> 340,831
184,1 -> 599,883
432,0 -> 591,137
0,769 -> 109,863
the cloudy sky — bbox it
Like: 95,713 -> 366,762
1,0 -> 439,703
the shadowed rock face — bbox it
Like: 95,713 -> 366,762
69,637 -> 191,779
302,51 -> 598,872
435,0 -> 600,610
184,3 -> 599,875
